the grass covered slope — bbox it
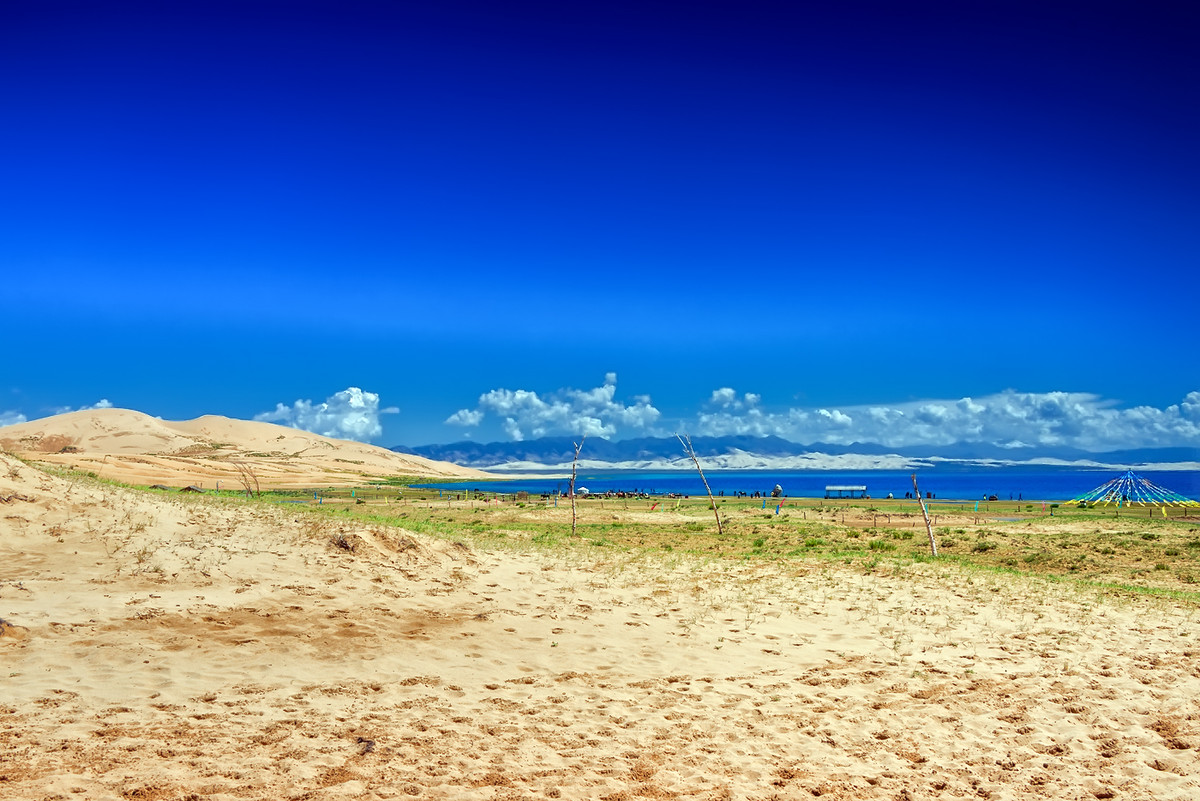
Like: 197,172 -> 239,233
321,489 -> 1200,597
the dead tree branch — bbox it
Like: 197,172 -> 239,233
569,436 -> 586,537
676,433 -> 723,536
231,461 -> 261,498
911,473 -> 939,557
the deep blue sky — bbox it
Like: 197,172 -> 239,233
3,1 -> 1198,450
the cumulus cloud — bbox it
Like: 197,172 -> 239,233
0,410 -> 27,428
51,399 -> 114,415
690,388 -> 1200,452
710,388 -> 738,407
819,408 -> 853,426
445,408 -> 484,426
255,387 -> 396,442
445,373 -> 661,440
709,388 -> 760,410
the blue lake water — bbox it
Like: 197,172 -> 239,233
414,467 -> 1200,503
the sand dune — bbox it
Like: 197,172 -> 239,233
0,408 -> 489,488
2,453 -> 1198,799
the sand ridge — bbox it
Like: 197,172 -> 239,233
0,408 -> 490,488
2,453 -> 1199,799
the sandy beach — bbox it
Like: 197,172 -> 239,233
3,438 -> 1199,800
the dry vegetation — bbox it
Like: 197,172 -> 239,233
310,487 -> 1200,598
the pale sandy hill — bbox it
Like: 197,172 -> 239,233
0,408 -> 489,488
0,407 -> 199,455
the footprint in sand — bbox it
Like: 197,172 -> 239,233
0,618 -> 29,642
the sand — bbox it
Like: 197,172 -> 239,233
0,408 -> 490,488
2,448 -> 1199,800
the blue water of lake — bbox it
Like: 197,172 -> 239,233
414,467 -> 1200,503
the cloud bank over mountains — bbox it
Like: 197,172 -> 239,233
446,376 -> 1200,454
4,379 -> 1196,459
255,387 -> 398,442
696,389 -> 1200,452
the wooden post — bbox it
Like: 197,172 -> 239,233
570,436 -> 585,537
912,474 -> 939,557
676,433 -> 723,536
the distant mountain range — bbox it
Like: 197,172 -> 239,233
391,436 -> 1200,471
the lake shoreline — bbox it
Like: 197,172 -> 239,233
414,466 -> 1200,503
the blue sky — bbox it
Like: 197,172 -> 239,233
3,1 -> 1198,453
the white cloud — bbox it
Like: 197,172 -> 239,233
445,408 -> 484,426
502,417 -> 524,441
818,408 -> 853,426
255,387 -> 395,442
444,378 -> 1200,453
4,401 -> 115,428
709,388 -> 761,410
446,374 -> 661,440
689,388 -> 1200,452
51,399 -> 114,415
0,410 -> 27,428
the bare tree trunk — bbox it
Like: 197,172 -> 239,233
677,433 -> 723,536
232,461 -> 261,498
911,473 -> 938,557
569,436 -> 585,537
